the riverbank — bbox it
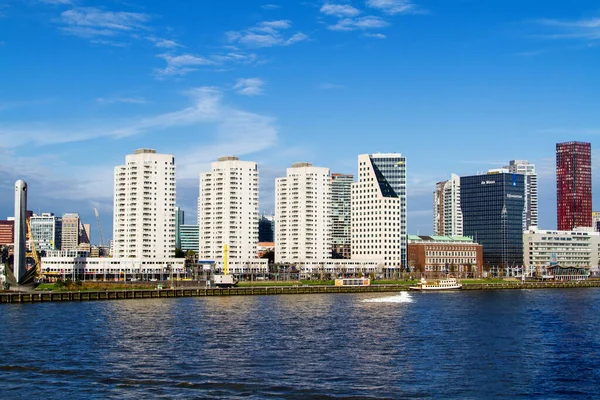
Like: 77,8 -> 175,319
2,280 -> 600,304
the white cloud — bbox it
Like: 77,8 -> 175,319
364,32 -> 387,38
320,3 -> 361,18
261,4 -> 281,10
96,97 -> 148,104
365,0 -> 422,15
328,16 -> 389,31
59,7 -> 151,38
233,78 -> 265,96
156,53 -> 216,76
535,17 -> 600,42
147,36 -> 182,49
227,20 -> 308,48
39,0 -> 72,4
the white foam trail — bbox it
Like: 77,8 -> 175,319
362,292 -> 413,303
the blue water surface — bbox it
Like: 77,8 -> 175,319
1,289 -> 599,399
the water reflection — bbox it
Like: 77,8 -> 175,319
1,290 -> 600,398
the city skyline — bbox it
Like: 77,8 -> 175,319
2,0 -> 600,240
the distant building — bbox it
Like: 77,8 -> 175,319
275,163 -> 331,263
0,220 -> 14,246
331,173 -> 353,259
593,212 -> 600,233
80,223 -> 91,245
523,227 -> 600,270
61,213 -> 80,251
557,141 -> 592,230
408,235 -> 483,278
113,149 -> 177,259
14,180 -> 28,283
180,225 -> 199,253
175,207 -> 185,249
30,213 -> 62,253
433,174 -> 463,236
461,172 -> 525,266
351,153 -> 407,270
505,160 -> 538,229
258,214 -> 275,243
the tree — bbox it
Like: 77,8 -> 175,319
175,248 -> 186,258
260,250 -> 275,264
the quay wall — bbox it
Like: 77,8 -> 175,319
2,281 -> 600,304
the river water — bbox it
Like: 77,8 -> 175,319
1,289 -> 599,399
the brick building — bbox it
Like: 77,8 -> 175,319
408,235 -> 483,278
0,220 -> 14,246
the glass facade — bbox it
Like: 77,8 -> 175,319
556,142 -> 592,230
461,173 -> 525,266
180,225 -> 200,253
331,174 -> 353,259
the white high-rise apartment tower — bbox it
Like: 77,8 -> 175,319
505,160 -> 538,229
275,163 -> 332,263
351,154 -> 407,269
198,156 -> 259,264
113,149 -> 176,259
433,174 -> 463,236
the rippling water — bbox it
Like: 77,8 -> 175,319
1,289 -> 600,399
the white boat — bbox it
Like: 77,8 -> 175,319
409,277 -> 462,291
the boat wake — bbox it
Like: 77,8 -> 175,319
362,292 -> 413,303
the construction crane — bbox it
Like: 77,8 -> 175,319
94,208 -> 105,248
26,218 -> 42,276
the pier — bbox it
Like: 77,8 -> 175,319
1,281 -> 600,304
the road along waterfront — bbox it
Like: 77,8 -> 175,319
2,281 -> 600,304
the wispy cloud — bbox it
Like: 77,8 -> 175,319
39,0 -> 72,4
365,0 -> 424,15
147,36 -> 182,49
96,97 -> 148,105
328,16 -> 389,31
233,78 -> 265,96
261,4 -> 280,10
156,53 -> 216,76
534,17 -> 600,42
59,7 -> 151,38
319,83 -> 345,90
364,32 -> 386,38
320,3 -> 361,18
0,87 -> 277,156
227,20 -> 308,48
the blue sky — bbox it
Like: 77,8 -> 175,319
1,0 -> 600,243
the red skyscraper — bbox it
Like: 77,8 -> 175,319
557,141 -> 592,230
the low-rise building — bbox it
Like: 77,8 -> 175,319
523,227 -> 600,270
408,235 -> 483,278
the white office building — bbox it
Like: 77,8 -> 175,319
351,153 -> 407,269
198,156 -> 265,272
433,174 -> 463,236
275,163 -> 332,263
113,149 -> 176,259
30,213 -> 62,253
505,160 -> 538,229
523,227 -> 600,270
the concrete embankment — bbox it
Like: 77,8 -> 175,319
1,281 -> 600,304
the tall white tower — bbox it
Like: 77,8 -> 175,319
505,160 -> 538,229
433,174 -> 463,236
198,156 -> 259,264
275,163 -> 332,263
13,180 -> 28,284
113,149 -> 176,259
351,154 -> 407,270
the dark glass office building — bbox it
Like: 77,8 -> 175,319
460,173 -> 525,266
